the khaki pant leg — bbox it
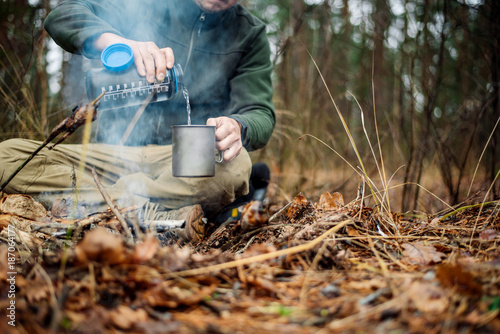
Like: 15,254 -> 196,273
0,138 -> 150,210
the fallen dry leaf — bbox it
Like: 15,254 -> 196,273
65,292 -> 92,312
143,279 -> 217,308
64,310 -> 89,324
0,194 -> 47,220
8,215 -> 36,233
132,234 -> 159,263
191,249 -> 222,263
157,245 -> 191,272
346,226 -> 362,237
479,229 -> 497,241
75,228 -> 127,265
0,214 -> 10,232
294,224 -> 319,240
50,196 -> 87,219
239,200 -> 268,231
24,280 -> 50,304
125,264 -> 163,285
0,245 -> 8,280
317,191 -> 344,211
345,277 -> 387,292
245,275 -> 281,295
0,226 -> 43,249
241,243 -> 277,258
429,217 -> 440,226
109,305 -> 148,330
436,262 -> 482,295
408,281 -> 449,314
287,193 -> 314,221
402,242 -> 446,265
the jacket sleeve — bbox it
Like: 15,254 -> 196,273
44,0 -> 132,59
228,25 -> 275,151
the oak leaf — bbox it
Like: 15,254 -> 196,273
402,242 -> 446,265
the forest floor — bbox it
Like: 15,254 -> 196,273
0,190 -> 499,333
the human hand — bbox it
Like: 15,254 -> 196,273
206,117 -> 243,162
95,33 -> 175,84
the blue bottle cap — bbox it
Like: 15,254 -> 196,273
101,43 -> 134,72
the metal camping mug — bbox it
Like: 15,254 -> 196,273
171,125 -> 224,177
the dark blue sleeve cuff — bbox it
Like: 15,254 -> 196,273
229,115 -> 249,148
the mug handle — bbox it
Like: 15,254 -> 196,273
216,150 -> 224,163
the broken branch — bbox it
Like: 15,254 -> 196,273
91,167 -> 134,240
0,91 -> 106,192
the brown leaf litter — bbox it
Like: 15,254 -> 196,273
0,191 -> 499,333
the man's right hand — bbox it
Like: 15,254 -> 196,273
95,33 -> 175,84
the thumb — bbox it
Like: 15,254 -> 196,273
206,118 -> 218,127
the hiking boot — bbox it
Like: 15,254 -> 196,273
214,162 -> 270,224
155,204 -> 206,243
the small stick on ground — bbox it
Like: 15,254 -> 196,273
269,201 -> 292,223
91,167 -> 135,240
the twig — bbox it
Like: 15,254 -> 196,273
356,175 -> 366,219
0,92 -> 105,192
71,222 -> 83,244
91,167 -> 133,240
142,219 -> 185,230
32,212 -> 114,232
235,234 -> 258,254
33,216 -> 184,236
269,201 -> 292,222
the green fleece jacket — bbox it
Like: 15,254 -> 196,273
44,0 -> 275,150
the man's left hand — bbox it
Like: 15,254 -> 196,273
206,117 -> 242,162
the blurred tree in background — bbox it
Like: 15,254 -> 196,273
0,0 -> 50,139
1,0 -> 499,213
249,0 -> 500,212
